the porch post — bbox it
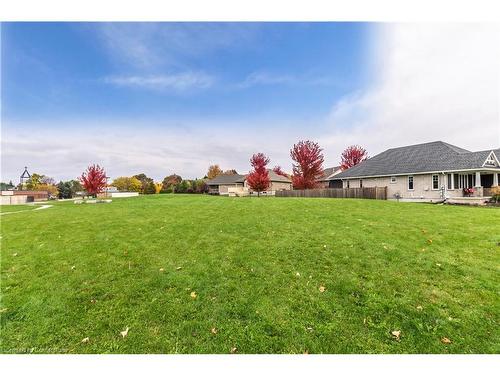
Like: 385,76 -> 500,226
475,171 -> 481,187
475,171 -> 482,197
493,173 -> 499,187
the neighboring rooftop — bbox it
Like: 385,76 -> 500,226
318,166 -> 341,181
207,169 -> 291,185
206,174 -> 246,185
333,141 -> 500,179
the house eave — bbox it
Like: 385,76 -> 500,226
334,167 -> 500,180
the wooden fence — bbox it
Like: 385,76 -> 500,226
275,187 -> 387,200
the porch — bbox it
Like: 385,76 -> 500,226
446,171 -> 499,197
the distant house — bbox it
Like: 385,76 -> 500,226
317,166 -> 342,188
1,190 -> 49,205
330,141 -> 500,201
207,170 -> 292,196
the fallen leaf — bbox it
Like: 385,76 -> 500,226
81,337 -> 90,344
319,285 -> 326,293
159,268 -> 165,272
383,245 -> 388,250
13,253 -> 18,257
391,330 -> 401,340
427,239 -> 433,244
190,291 -> 197,299
306,327 -> 313,332
120,327 -> 129,338
441,337 -> 452,344
421,248 -> 426,252
90,299 -> 96,304
323,245 -> 327,249
436,263 -> 442,267
211,327 -> 218,335
71,266 -> 76,270
416,305 -> 423,310
363,318 -> 367,325
295,272 -> 300,277
176,266 -> 182,271
0,308 -> 8,313
230,347 -> 237,354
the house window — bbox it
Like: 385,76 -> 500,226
359,179 -> 363,188
408,176 -> 414,190
454,174 -> 459,189
347,180 -> 350,188
390,176 -> 397,184
447,174 -> 453,190
432,175 -> 439,190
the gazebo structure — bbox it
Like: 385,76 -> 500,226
19,167 -> 31,190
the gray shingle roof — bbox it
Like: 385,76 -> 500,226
318,166 -> 341,181
206,174 -> 246,185
333,141 -> 500,179
207,170 -> 291,185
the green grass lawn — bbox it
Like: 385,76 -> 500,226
1,195 -> 499,353
0,204 -> 38,214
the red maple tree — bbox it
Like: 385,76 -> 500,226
246,153 -> 271,196
290,140 -> 324,190
340,145 -> 368,170
80,164 -> 107,197
272,165 -> 288,177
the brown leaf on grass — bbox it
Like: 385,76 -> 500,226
176,266 -> 182,271
90,299 -> 96,304
81,337 -> 90,344
230,347 -> 237,354
120,327 -> 129,338
416,305 -> 423,310
391,330 -> 401,340
441,337 -> 452,344
319,285 -> 326,293
211,327 -> 218,335
190,291 -> 197,299
427,239 -> 433,244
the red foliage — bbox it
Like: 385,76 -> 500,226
80,164 -> 107,196
246,153 -> 271,195
340,145 -> 368,170
290,140 -> 324,189
272,165 -> 288,177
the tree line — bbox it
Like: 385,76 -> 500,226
1,142 -> 367,198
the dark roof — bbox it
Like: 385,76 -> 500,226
206,174 -> 246,185
333,141 -> 500,179
318,166 -> 341,181
267,169 -> 292,183
206,170 -> 291,185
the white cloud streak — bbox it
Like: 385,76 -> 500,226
103,72 -> 215,91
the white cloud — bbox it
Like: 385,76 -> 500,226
322,23 -> 500,166
2,24 -> 498,183
96,23 -> 261,69
237,71 -> 340,89
103,72 -> 215,91
1,119 -> 319,182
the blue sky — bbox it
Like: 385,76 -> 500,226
1,23 -> 498,181
2,23 -> 371,123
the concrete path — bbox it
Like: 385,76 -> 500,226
0,204 -> 53,216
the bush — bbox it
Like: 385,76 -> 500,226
490,186 -> 500,203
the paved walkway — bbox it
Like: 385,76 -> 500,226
0,204 -> 53,216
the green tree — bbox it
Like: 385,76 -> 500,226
161,174 -> 182,192
133,173 -> 154,193
112,177 -> 142,192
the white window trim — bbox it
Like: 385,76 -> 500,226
432,174 -> 439,190
407,175 -> 414,191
